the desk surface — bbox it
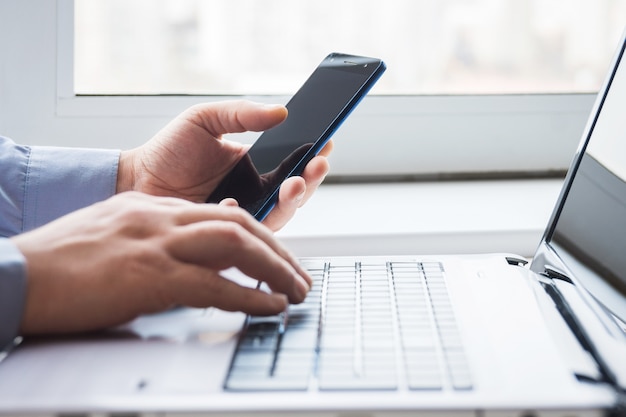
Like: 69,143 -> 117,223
276,179 -> 563,258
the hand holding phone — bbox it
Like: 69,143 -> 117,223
207,53 -> 386,220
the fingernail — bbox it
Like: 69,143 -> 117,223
294,273 -> 311,300
269,293 -> 289,311
262,103 -> 284,110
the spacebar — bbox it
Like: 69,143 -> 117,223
318,375 -> 397,390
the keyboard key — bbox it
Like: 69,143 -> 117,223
281,328 -> 318,349
407,371 -> 443,390
444,350 -> 474,390
231,350 -> 274,369
273,350 -> 315,377
318,350 -> 398,391
320,332 -> 355,349
239,332 -> 278,350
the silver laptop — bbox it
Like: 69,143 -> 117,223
2,35 -> 626,417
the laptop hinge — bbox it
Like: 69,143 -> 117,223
539,274 -> 619,388
543,265 -> 573,283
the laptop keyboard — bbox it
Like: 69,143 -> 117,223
224,259 -> 473,391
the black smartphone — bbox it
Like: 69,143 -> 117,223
206,52 -> 386,220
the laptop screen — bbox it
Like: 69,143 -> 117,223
546,36 -> 626,322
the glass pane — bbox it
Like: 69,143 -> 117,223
74,0 -> 625,95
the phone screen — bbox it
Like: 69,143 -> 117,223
207,53 -> 386,220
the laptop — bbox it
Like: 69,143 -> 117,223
1,36 -> 626,417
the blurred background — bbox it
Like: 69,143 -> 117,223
75,0 -> 625,96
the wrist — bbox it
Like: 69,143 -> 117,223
116,150 -> 136,193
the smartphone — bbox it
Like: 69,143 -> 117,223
206,52 -> 386,220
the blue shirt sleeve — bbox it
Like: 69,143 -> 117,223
0,135 -> 120,348
0,135 -> 120,236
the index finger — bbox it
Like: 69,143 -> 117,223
167,205 -> 312,299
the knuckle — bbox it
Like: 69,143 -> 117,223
112,200 -> 168,238
120,205 -> 152,225
215,221 -> 248,248
227,206 -> 252,225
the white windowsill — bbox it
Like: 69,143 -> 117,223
277,179 -> 564,258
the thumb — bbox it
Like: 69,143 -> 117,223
185,100 -> 288,137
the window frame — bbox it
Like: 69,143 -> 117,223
0,0 -> 598,180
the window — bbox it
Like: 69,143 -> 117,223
0,0 -> 622,180
75,0 -> 624,96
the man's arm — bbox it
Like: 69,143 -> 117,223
0,135 -> 121,348
0,136 -> 120,237
12,193 -> 311,336
0,101 -> 327,340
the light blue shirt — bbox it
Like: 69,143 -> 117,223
0,136 -> 120,350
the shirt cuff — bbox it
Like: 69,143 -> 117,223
0,239 -> 27,351
22,146 -> 120,232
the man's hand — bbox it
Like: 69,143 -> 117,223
11,192 -> 312,336
117,100 -> 331,231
